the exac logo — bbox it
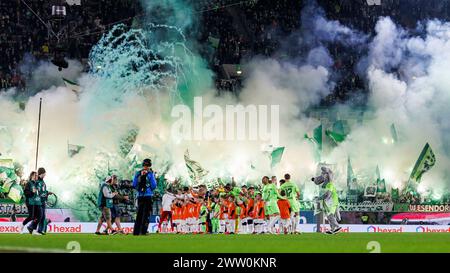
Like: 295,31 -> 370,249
0,225 -> 20,233
171,97 -> 280,145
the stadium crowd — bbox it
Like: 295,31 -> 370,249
0,0 -> 379,103
0,0 -> 137,91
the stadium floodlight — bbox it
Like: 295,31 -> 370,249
236,65 -> 242,75
366,0 -> 381,5
52,5 -> 66,17
52,0 -> 67,19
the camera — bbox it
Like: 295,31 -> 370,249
119,180 -> 133,190
116,180 -> 133,205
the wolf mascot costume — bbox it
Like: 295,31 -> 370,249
312,167 -> 342,234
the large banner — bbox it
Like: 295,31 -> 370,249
0,222 -> 158,234
393,203 -> 450,212
0,202 -> 28,216
0,207 -> 79,222
407,204 -> 450,212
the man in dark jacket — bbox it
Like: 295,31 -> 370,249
132,158 -> 157,235
36,167 -> 52,234
20,171 -> 37,232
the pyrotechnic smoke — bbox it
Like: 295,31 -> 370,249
18,53 -> 85,96
1,0 -> 450,219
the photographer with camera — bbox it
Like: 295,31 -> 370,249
132,158 -> 157,236
95,175 -> 118,235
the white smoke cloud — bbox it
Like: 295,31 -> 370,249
328,17 -> 450,195
19,54 -> 84,94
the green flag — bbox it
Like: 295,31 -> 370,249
0,165 -> 18,193
390,123 -> 398,143
326,120 -> 348,144
128,154 -> 141,173
68,143 -> 84,157
391,188 -> 399,200
0,164 -> 22,203
325,130 -> 346,144
377,178 -> 386,193
313,124 -> 322,151
409,143 -> 436,182
184,150 -> 209,183
7,183 -> 23,203
270,146 -> 285,168
304,124 -> 322,150
304,124 -> 322,162
347,157 -> 354,189
208,36 -> 220,48
375,165 -> 381,180
332,120 -> 348,135
375,165 -> 386,193
63,78 -> 82,93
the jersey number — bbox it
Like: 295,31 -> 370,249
286,188 -> 293,198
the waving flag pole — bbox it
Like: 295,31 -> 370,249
405,143 -> 436,194
35,98 -> 42,170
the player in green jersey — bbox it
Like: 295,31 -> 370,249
262,176 -> 280,234
280,173 -> 301,233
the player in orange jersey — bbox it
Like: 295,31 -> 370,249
193,198 -> 202,233
277,190 -> 292,234
226,195 -> 237,234
219,196 -> 228,234
185,199 -> 196,233
237,197 -> 247,234
180,199 -> 190,233
244,186 -> 256,234
254,192 -> 266,234
171,201 -> 181,233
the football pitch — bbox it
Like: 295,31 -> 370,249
0,233 -> 449,253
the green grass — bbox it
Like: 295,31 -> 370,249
0,233 -> 449,253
